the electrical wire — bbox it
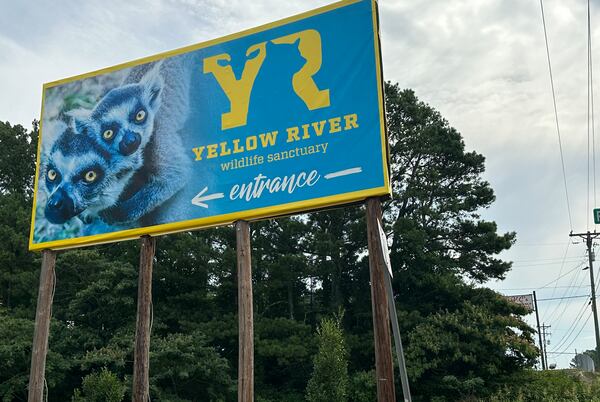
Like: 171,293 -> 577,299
496,286 -> 588,291
548,241 -> 571,300
537,294 -> 589,301
589,0 -> 598,223
549,298 -> 590,353
539,0 -> 574,230
512,260 -> 584,268
542,260 -> 586,324
538,263 -> 588,289
548,253 -> 598,353
552,311 -> 593,356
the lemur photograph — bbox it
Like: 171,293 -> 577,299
33,54 -> 194,243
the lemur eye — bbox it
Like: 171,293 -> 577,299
84,170 -> 98,183
135,110 -> 146,122
47,169 -> 57,181
103,129 -> 114,140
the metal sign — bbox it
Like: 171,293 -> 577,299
594,208 -> 600,224
505,294 -> 534,311
29,0 -> 389,250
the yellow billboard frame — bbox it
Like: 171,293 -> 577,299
29,0 -> 390,251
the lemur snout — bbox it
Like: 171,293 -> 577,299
45,188 -> 76,224
119,131 -> 141,156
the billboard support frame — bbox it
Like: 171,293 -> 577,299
132,236 -> 156,401
236,221 -> 254,402
27,250 -> 57,402
366,198 -> 396,401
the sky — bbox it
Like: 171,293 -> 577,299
0,0 -> 597,369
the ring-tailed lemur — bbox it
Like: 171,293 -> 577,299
42,123 -> 125,225
75,55 -> 192,225
71,63 -> 164,199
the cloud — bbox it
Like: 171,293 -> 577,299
1,0 -> 598,367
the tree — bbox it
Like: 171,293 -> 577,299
383,84 -> 537,400
71,368 -> 125,402
0,83 -> 538,401
306,315 -> 349,402
0,121 -> 39,312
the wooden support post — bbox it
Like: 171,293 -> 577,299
366,198 -> 396,402
236,220 -> 254,402
28,250 -> 57,402
132,236 -> 156,402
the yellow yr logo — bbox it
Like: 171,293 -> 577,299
203,29 -> 331,130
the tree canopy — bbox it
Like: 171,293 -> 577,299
0,85 -> 537,401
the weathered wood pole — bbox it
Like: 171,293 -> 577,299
236,220 -> 254,402
366,198 -> 396,401
132,236 -> 156,402
28,250 -> 57,402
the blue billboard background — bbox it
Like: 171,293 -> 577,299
30,0 -> 389,249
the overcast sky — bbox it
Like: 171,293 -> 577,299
0,0 -> 597,369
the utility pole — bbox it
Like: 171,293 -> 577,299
533,291 -> 546,370
569,231 -> 600,371
541,323 -> 551,369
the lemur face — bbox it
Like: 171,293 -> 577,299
43,127 -> 117,224
76,68 -> 163,167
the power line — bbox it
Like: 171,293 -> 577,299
549,299 -> 590,353
512,260 -> 584,268
538,261 -> 587,289
548,243 -> 600,354
511,254 -> 581,263
542,258 -> 586,324
548,241 -> 571,301
538,294 -> 590,302
553,311 -> 593,356
588,0 -> 595,230
495,286 -> 588,291
539,0 -> 574,230
589,0 -> 597,222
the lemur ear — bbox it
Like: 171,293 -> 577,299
141,61 -> 164,110
65,109 -> 91,135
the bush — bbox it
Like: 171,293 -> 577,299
72,368 -> 125,402
306,315 -> 349,402
486,369 -> 600,402
348,370 -> 376,402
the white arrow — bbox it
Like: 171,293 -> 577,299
324,167 -> 362,179
191,186 -> 225,208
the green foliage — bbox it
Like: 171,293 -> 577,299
405,300 -> 536,400
0,308 -> 34,400
487,370 -> 600,402
348,370 -> 376,402
306,315 -> 349,402
149,331 -> 234,401
0,86 -> 537,401
71,368 -> 125,402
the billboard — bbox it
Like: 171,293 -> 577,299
29,0 -> 389,251
505,294 -> 534,311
